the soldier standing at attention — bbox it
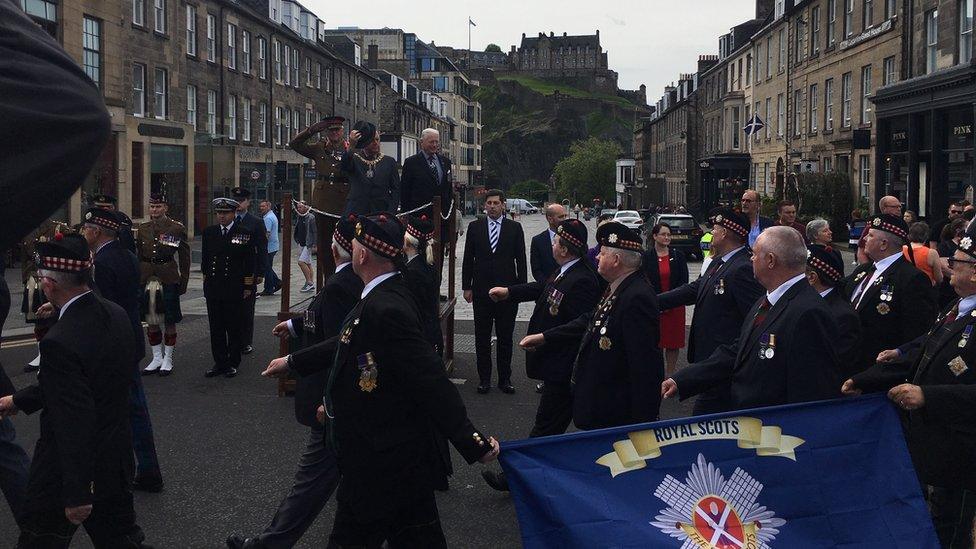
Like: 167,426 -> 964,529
231,187 -> 268,356
137,193 -> 190,377
290,116 -> 349,279
202,198 -> 256,378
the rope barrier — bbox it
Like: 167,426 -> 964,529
293,196 -> 456,222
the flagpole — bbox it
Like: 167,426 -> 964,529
468,16 -> 472,69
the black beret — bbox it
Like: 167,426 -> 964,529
869,214 -> 909,240
333,214 -> 358,254
36,233 -> 91,273
212,198 -> 240,212
352,121 -> 377,149
83,208 -> 124,231
556,219 -> 588,252
149,192 -> 167,205
405,214 -> 435,242
355,212 -> 404,260
596,221 -> 643,252
807,244 -> 844,285
91,193 -> 118,206
230,187 -> 252,200
709,208 -> 750,240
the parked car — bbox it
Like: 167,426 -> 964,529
506,198 -> 539,214
613,210 -> 644,232
600,209 -> 618,219
649,213 -> 705,260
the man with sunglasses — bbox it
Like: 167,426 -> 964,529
740,190 -> 774,248
929,201 -> 967,249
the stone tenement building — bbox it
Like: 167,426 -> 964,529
645,74 -> 703,208
509,30 -> 618,94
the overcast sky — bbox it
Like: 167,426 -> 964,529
309,0 -> 757,100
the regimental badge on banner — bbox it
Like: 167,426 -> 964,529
356,352 -> 378,392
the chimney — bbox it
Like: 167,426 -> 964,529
550,31 -> 554,37
563,32 -> 567,37
522,32 -> 526,39
367,44 -> 378,69
755,0 -> 774,20
596,29 -> 600,38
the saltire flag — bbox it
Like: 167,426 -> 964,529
743,114 -> 765,135
469,17 -> 477,27
499,394 -> 938,548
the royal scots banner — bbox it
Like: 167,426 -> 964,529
499,395 -> 938,548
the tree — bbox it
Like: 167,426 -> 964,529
485,44 -> 502,53
552,137 -> 621,205
508,179 -> 549,200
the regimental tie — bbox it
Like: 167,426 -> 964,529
489,219 -> 500,253
222,226 -> 228,237
850,264 -> 878,308
753,297 -> 772,327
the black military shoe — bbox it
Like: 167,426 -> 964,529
481,470 -> 510,492
536,382 -> 545,394
224,367 -> 238,378
204,366 -> 225,378
226,534 -> 265,549
242,345 -> 254,355
477,385 -> 491,394
499,384 -> 516,394
133,475 -> 163,493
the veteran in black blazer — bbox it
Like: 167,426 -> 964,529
529,204 -> 567,283
461,190 -> 527,393
806,244 -> 862,376
87,215 -> 145,361
843,214 -> 936,374
400,131 -> 453,217
657,209 -> 764,415
665,227 -> 842,410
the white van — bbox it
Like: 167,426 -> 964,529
506,198 -> 539,214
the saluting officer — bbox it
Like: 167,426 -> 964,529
290,116 -> 350,278
482,218 -> 601,492
137,192 -> 191,376
843,214 -> 936,373
263,212 -> 499,547
806,244 -> 862,374
19,219 -> 72,372
657,208 -> 764,415
226,216 -> 363,549
842,235 -> 976,547
403,214 -> 444,354
91,193 -> 136,254
521,222 -> 664,430
202,198 -> 256,378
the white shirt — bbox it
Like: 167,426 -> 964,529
557,257 -> 580,278
59,290 -> 93,319
361,271 -> 398,299
720,246 -> 746,264
220,220 -> 235,234
335,262 -> 350,273
766,273 -> 807,307
487,216 -> 503,242
851,252 -> 901,306
959,295 -> 976,318
548,229 -> 556,244
405,252 -> 419,263
819,287 -> 834,298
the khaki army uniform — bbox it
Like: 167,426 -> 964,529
290,133 -> 349,278
136,215 -> 190,376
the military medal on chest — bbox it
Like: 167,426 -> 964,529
876,285 -> 893,315
356,352 -> 379,392
759,333 -> 776,360
960,325 -> 973,349
949,355 -> 970,376
548,288 -> 564,316
303,307 -> 316,334
339,318 -> 359,344
592,294 -> 617,351
159,233 -> 181,248
714,278 -> 725,295
598,326 -> 612,351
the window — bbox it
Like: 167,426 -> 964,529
883,56 -> 897,85
180,85 -> 195,132
315,62 -> 322,89
133,0 -> 144,26
283,45 -> 290,85
766,36 -> 773,78
132,63 -> 146,116
154,67 -> 167,119
274,41 -> 281,82
83,16 -> 101,88
227,24 -> 236,70
810,83 -> 819,132
811,6 -> 821,55
730,106 -> 741,149
885,0 -> 897,19
794,89 -> 803,136
242,98 -> 251,141
305,57 -> 312,87
823,156 -> 833,172
863,0 -> 874,30
207,89 -> 216,136
777,93 -> 784,136
824,78 -> 834,130
291,49 -> 299,87
746,54 -> 752,84
859,155 -> 871,198
778,28 -> 786,71
828,0 -> 837,45
860,65 -> 872,124
841,72 -> 852,127
433,76 -> 449,92
258,38 -> 267,79
926,9 -> 939,74
242,31 -> 250,74
765,97 -> 772,138
754,100 -> 762,141
275,106 -> 283,145
259,102 -> 267,143
961,0 -> 973,64
228,94 -> 237,139
185,6 -> 196,57
325,65 -> 332,91
206,14 -> 215,62
755,43 -> 762,83
305,108 -> 312,128
292,108 -> 299,138
795,16 -> 805,62
153,0 -> 165,33
844,0 -> 854,37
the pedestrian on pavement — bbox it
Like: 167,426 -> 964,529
482,219 -> 601,492
741,190 -> 774,247
806,244 -> 862,373
521,222 -> 664,430
0,233 -> 150,547
574,203 -> 581,220
82,208 -> 164,494
231,188 -> 267,356
341,122 -> 400,215
842,214 -> 937,374
259,200 -> 282,296
530,204 -> 567,283
642,223 -> 689,378
879,195 -> 903,216
293,201 -> 317,293
662,227 -> 842,410
403,215 -> 444,356
137,193 -> 191,376
774,200 -> 807,243
657,208 -> 765,415
903,222 -> 942,286
0,269 -> 30,528
202,198 -> 256,378
842,235 -> 976,548
262,212 -> 500,548
462,189 -> 527,394
226,217 -> 362,549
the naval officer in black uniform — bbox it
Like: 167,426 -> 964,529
226,217 -> 363,549
202,198 -> 256,378
842,236 -> 976,547
657,208 -> 764,415
231,187 -> 268,356
521,222 -> 664,430
662,227 -> 842,410
262,212 -> 499,547
403,214 -> 444,355
806,244 -> 862,374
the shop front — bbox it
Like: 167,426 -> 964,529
699,154 -> 750,211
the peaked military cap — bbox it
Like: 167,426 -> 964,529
869,213 -> 909,241
322,116 -> 345,130
807,244 -> 844,285
355,212 -> 404,260
709,207 -> 750,239
149,192 -> 167,205
212,198 -> 240,212
230,187 -> 252,200
597,221 -> 643,252
92,193 -> 118,207
35,233 -> 91,273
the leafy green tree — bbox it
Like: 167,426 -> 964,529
553,137 -> 621,204
508,179 -> 549,200
485,44 -> 502,53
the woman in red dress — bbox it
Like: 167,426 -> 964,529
642,223 -> 689,376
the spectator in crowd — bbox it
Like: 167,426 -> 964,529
937,218 -> 969,308
903,222 -> 942,286
642,223 -> 689,377
929,201 -> 967,249
775,200 -> 807,242
294,202 -> 317,293
740,190 -> 774,247
586,213 -> 616,270
259,200 -> 282,296
807,218 -> 843,274
879,195 -> 903,216
903,210 -> 918,225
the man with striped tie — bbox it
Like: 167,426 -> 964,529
462,189 -> 527,394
